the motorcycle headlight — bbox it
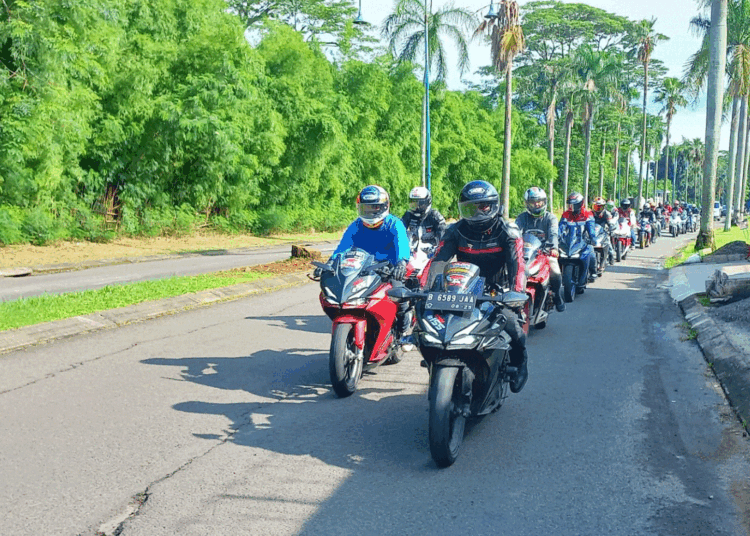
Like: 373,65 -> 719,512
421,332 -> 442,345
447,335 -> 479,348
344,298 -> 367,307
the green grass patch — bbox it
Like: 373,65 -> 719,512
696,294 -> 711,307
0,270 -> 275,331
665,221 -> 749,269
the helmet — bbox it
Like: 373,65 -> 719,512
524,187 -> 547,217
357,185 -> 390,228
592,197 -> 606,215
620,199 -> 632,211
567,191 -> 584,216
605,199 -> 616,213
458,180 -> 500,231
408,186 -> 432,217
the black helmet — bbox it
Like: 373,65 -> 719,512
357,185 -> 390,228
567,191 -> 584,216
458,180 -> 500,231
524,187 -> 547,217
620,198 -> 632,210
408,186 -> 432,217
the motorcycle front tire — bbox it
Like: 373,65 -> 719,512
429,366 -> 466,468
329,323 -> 362,398
640,233 -> 646,249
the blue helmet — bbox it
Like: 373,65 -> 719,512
357,185 -> 390,228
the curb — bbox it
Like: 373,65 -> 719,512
0,272 -> 314,356
679,295 -> 750,432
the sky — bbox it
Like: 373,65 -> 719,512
358,0 -> 728,150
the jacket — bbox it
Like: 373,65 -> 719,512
515,211 -> 559,249
432,218 -> 526,292
333,214 -> 410,265
560,208 -> 597,239
402,208 -> 447,248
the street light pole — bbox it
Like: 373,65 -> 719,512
422,0 -> 432,191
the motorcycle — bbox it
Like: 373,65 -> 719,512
313,248 -> 402,398
558,220 -> 596,302
522,231 -> 554,332
611,216 -> 633,262
402,230 -> 437,350
637,215 -> 652,249
669,211 -> 684,237
387,262 -> 528,467
590,223 -> 610,274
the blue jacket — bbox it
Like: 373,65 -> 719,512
333,214 -> 410,265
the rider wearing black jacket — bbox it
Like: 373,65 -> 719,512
401,186 -> 446,248
431,180 -> 530,394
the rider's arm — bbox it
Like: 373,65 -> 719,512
332,221 -> 359,258
392,217 -> 411,264
503,223 -> 526,293
433,211 -> 447,240
547,213 -> 559,250
585,214 -> 596,239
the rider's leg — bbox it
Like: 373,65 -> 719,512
501,306 -> 528,393
549,257 -> 565,312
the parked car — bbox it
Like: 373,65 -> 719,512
721,205 -> 727,217
713,201 -> 722,220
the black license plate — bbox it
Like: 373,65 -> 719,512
424,292 -> 476,312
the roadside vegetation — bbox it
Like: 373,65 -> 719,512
664,220 -> 749,268
0,259 -> 312,332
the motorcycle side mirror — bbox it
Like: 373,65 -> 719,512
387,287 -> 414,303
311,260 -> 332,272
501,291 -> 529,309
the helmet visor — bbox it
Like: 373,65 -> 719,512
358,203 -> 388,226
458,200 -> 498,222
409,199 -> 430,213
526,198 -> 546,216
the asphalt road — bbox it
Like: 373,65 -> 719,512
0,241 -> 338,301
1,233 -> 749,536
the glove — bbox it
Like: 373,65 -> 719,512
393,260 -> 407,281
549,248 -> 559,258
313,266 -> 323,279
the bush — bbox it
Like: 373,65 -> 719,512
0,207 -> 24,245
21,208 -> 64,245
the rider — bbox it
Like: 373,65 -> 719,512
431,180 -> 530,394
560,192 -> 598,282
315,185 -> 411,332
639,201 -> 658,241
617,198 -> 638,246
591,197 -> 612,273
401,186 -> 446,249
515,186 -> 565,312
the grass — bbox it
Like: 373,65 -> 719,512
664,221 -> 749,269
680,321 -> 698,341
696,294 -> 711,307
0,269 -> 277,332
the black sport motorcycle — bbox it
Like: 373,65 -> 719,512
388,262 -> 528,468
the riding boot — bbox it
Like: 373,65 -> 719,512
553,288 -> 565,312
509,348 -> 528,394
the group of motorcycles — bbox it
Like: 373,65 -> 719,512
309,205 -> 698,468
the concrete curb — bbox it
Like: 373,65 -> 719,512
0,272 -> 314,355
679,295 -> 750,432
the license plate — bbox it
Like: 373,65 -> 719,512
424,292 -> 476,312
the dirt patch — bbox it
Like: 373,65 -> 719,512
233,257 -> 318,277
705,295 -> 750,358
703,240 -> 750,261
0,231 -> 341,270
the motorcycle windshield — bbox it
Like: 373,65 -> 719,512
337,249 -> 372,276
522,232 -> 542,262
323,248 -> 379,303
560,222 -> 583,254
443,262 -> 482,293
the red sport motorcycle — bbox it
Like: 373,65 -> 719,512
521,231 -> 554,334
313,248 -> 402,398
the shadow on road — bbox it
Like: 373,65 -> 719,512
245,315 -> 331,335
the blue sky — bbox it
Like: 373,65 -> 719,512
360,0 -> 727,150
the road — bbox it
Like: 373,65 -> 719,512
0,241 -> 338,301
1,233 -> 749,536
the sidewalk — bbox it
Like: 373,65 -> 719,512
669,257 -> 750,432
0,272 -> 315,355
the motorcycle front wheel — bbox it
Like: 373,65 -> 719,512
429,366 -> 466,468
562,264 -> 576,303
329,323 -> 363,398
639,233 -> 646,249
615,242 -> 622,262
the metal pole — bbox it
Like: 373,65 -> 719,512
425,0 -> 432,191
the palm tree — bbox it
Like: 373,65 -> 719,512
654,77 -> 688,206
634,18 -> 668,210
475,1 -> 525,218
571,46 -> 621,204
686,0 -> 750,229
383,0 -> 476,82
697,0 -> 728,249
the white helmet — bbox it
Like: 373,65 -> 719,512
408,186 -> 432,216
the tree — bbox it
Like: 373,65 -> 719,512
654,77 -> 688,208
475,1 -> 525,218
382,0 -> 476,82
633,18 -> 668,210
571,46 -> 621,204
697,0 -> 728,250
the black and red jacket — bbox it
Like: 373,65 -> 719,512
433,218 -> 526,292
